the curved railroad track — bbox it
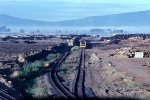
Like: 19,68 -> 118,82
48,50 -> 76,98
74,48 -> 86,98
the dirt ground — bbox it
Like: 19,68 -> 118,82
84,47 -> 150,99
93,48 -> 150,85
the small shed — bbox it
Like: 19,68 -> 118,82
134,52 -> 144,58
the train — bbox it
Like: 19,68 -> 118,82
80,40 -> 86,48
67,37 -> 86,48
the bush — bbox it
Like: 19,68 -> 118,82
21,60 -> 43,77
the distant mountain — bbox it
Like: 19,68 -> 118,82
0,14 -> 50,26
57,10 -> 150,26
0,10 -> 150,26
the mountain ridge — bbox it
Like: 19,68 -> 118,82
0,10 -> 150,26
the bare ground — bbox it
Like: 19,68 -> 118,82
84,48 -> 150,99
95,48 -> 150,84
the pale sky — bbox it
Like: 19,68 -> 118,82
0,0 -> 150,21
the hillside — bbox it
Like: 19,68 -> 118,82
0,10 -> 150,26
0,14 -> 50,26
57,10 -> 150,26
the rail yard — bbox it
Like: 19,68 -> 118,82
0,34 -> 150,100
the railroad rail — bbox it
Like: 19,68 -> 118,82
74,48 -> 86,98
48,50 -> 76,98
0,89 -> 17,100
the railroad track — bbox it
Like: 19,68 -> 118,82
74,48 -> 86,98
48,50 -> 76,98
0,89 -> 17,100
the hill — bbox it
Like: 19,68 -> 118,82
0,10 -> 150,26
0,14 -> 50,26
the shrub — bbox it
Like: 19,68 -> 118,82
21,60 -> 43,77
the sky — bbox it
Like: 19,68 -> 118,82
0,0 -> 150,21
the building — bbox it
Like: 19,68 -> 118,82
134,52 -> 144,58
